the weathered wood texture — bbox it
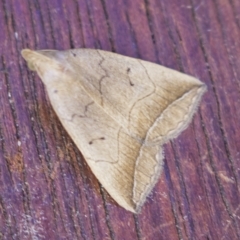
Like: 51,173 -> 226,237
0,0 -> 240,239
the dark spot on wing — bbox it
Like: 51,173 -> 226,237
129,80 -> 134,86
126,68 -> 134,86
89,137 -> 106,145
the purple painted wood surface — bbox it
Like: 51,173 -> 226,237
0,0 -> 240,239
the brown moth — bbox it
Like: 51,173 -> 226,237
21,49 -> 207,213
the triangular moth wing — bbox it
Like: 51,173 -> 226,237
21,49 -> 168,212
33,49 -> 206,209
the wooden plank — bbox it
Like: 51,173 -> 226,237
0,0 -> 240,239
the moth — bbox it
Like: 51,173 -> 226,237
22,49 -> 206,213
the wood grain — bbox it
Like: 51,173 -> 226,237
0,0 -> 240,239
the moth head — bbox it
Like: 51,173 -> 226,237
21,49 -> 69,87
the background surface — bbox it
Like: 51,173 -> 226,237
0,0 -> 240,239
